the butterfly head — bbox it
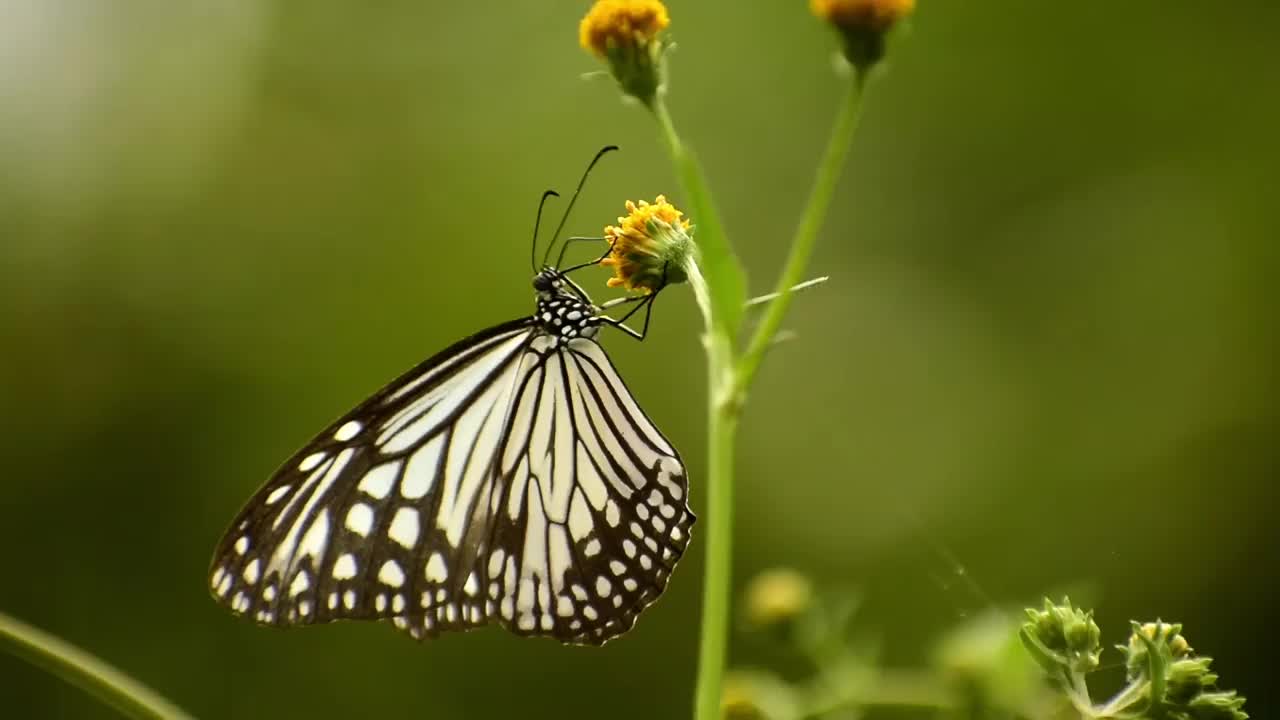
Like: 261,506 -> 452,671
532,267 -> 564,298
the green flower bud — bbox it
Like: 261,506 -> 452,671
1019,597 -> 1102,674
1123,620 -> 1192,682
1179,691 -> 1249,720
742,568 -> 813,629
1166,657 -> 1218,706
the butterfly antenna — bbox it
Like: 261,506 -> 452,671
530,189 -> 560,273
541,144 -> 619,269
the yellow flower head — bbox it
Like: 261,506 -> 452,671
579,0 -> 670,59
810,0 -> 914,32
579,0 -> 671,105
601,195 -> 693,293
743,568 -> 813,627
810,0 -> 914,71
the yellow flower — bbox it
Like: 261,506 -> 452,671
742,568 -> 813,627
810,0 -> 915,71
579,0 -> 671,105
601,195 -> 693,293
579,0 -> 670,59
810,0 -> 914,32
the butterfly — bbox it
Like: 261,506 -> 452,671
208,147 -> 693,646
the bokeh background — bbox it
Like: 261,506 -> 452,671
2,1 -> 1276,717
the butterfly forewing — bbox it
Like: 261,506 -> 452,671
209,293 -> 693,645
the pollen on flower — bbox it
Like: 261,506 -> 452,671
579,0 -> 671,59
810,0 -> 914,32
601,195 -> 693,293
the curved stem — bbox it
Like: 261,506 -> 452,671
734,71 -> 867,400
0,610 -> 196,720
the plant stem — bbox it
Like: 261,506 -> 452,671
734,71 -> 867,400
693,389 -> 738,720
0,610 -> 196,720
649,97 -> 744,720
652,96 -> 746,336
651,71 -> 868,720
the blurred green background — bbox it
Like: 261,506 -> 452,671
2,1 -> 1276,717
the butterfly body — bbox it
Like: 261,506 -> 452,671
533,267 -> 603,342
210,268 -> 692,645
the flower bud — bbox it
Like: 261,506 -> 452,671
809,0 -> 914,73
1019,597 -> 1102,674
1123,620 -> 1192,681
579,0 -> 671,106
1183,691 -> 1250,720
743,568 -> 814,629
1166,657 -> 1219,706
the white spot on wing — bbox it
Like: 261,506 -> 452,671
333,553 -> 358,580
289,570 -> 310,597
265,485 -> 291,505
425,552 -> 448,582
387,507 -> 420,549
298,452 -> 325,472
345,503 -> 373,536
487,548 -> 506,578
401,441 -> 441,499
379,560 -> 405,588
242,559 -> 260,585
296,509 -> 331,561
334,420 -> 363,442
357,464 -> 395,499
568,490 -> 593,541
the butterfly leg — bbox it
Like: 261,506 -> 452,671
558,236 -> 622,303
597,262 -> 668,341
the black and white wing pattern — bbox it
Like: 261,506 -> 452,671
209,313 -> 693,645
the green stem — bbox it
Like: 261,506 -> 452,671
693,341 -> 738,720
734,71 -> 867,400
652,96 -> 746,337
1095,679 -> 1150,719
650,71 -> 868,720
0,610 -> 196,720
649,100 -> 743,720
